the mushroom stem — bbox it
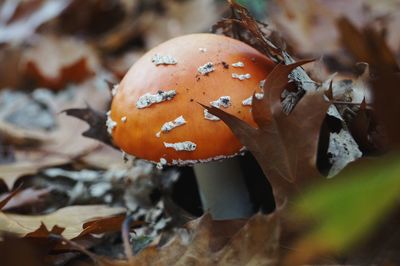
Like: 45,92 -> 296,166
193,157 -> 253,220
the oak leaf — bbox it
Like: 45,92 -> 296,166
64,106 -> 114,148
205,61 -> 330,198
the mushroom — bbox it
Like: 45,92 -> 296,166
109,34 -> 274,220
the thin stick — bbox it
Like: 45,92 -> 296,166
122,215 -> 134,263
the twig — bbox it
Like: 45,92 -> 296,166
122,214 -> 135,263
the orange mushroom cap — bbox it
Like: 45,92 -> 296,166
109,33 -> 275,166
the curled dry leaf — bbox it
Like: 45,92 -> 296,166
22,35 -> 100,90
205,61 -> 330,199
0,205 -> 125,239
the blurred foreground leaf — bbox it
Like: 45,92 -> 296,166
84,213 -> 280,266
287,155 -> 400,264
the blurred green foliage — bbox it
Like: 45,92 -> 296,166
295,154 -> 400,252
228,0 -> 268,19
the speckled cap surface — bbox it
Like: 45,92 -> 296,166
109,33 -> 274,166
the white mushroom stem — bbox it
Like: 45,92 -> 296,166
193,157 -> 253,220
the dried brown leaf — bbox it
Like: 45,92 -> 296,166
0,157 -> 68,189
0,184 -> 22,210
0,205 -> 125,239
55,0 -> 126,36
79,215 -> 142,238
205,61 -> 330,199
213,0 -> 281,61
78,144 -> 127,170
216,214 -> 279,265
372,72 -> 400,148
214,1 -> 318,94
338,18 -> 400,148
348,102 -> 383,154
0,120 -> 47,147
337,17 -> 399,72
22,35 -> 99,90
64,106 -> 114,148
25,222 -> 65,238
0,46 -> 22,89
0,234 -> 48,266
0,187 -> 51,212
0,79 -> 110,188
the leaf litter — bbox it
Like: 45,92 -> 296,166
0,0 -> 399,265
0,78 -> 111,188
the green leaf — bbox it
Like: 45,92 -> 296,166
294,154 -> 400,252
235,0 -> 267,19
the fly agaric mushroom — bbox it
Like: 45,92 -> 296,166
109,33 -> 274,220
